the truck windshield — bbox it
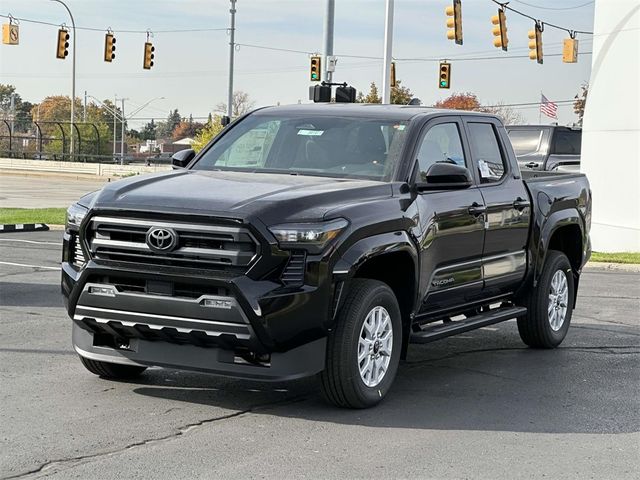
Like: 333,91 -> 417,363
507,128 -> 545,156
192,113 -> 410,181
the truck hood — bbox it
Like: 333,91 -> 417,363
90,169 -> 392,224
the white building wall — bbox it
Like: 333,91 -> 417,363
581,0 -> 640,252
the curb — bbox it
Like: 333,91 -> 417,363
0,223 -> 50,234
584,262 -> 640,273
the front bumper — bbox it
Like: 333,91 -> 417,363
62,231 -> 333,381
72,322 -> 326,381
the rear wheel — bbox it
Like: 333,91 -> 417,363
320,279 -> 402,408
517,250 -> 574,348
79,356 -> 147,379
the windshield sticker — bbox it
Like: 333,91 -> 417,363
297,129 -> 324,136
394,125 -> 406,131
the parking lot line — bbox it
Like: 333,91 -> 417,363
0,261 -> 59,270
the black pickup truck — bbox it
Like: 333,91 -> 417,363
62,104 -> 591,408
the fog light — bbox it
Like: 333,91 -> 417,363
203,298 -> 232,309
89,286 -> 116,297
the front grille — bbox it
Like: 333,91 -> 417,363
85,216 -> 258,272
71,234 -> 87,269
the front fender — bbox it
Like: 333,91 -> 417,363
332,231 -> 418,280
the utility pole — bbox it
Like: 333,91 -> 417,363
113,95 -> 117,159
9,92 -> 15,138
120,97 -> 128,164
323,0 -> 335,83
381,0 -> 394,104
50,0 -> 76,157
83,90 -> 87,122
227,0 -> 237,118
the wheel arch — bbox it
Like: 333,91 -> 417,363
332,231 -> 419,358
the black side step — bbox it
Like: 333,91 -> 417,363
410,306 -> 527,344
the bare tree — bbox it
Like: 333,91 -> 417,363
216,91 -> 255,117
480,102 -> 524,125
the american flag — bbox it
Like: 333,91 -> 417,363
540,94 -> 558,119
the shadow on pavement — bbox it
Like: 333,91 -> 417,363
131,322 -> 640,435
0,282 -> 63,308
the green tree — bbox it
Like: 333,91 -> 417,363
356,81 -> 413,105
192,116 -> 224,152
141,119 -> 157,141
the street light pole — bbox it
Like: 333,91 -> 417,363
113,95 -> 117,159
381,0 -> 394,104
323,0 -> 335,83
227,0 -> 237,118
120,98 -> 127,162
50,0 -> 76,157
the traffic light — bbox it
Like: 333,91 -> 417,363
445,0 -> 463,45
439,62 -> 451,89
310,56 -> 321,82
528,23 -> 543,64
491,9 -> 508,51
390,62 -> 397,87
104,33 -> 116,62
56,28 -> 69,59
563,37 -> 578,63
335,86 -> 357,103
143,42 -> 155,69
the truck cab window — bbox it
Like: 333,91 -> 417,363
416,123 -> 465,181
468,122 -> 507,184
552,130 -> 582,155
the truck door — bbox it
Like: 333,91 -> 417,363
464,119 -> 531,295
412,116 -> 486,314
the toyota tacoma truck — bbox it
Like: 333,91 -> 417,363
62,104 -> 591,408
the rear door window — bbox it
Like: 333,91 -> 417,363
507,129 -> 544,156
467,122 -> 508,184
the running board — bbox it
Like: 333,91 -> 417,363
410,306 -> 527,344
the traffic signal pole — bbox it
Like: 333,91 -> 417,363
227,0 -> 237,118
50,0 -> 76,158
381,0 -> 394,104
323,0 -> 335,83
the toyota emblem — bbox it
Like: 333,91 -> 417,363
146,227 -> 178,253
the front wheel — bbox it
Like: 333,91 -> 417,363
517,250 -> 575,348
320,279 -> 402,408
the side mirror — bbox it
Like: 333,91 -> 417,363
171,149 -> 196,169
221,115 -> 231,127
415,162 -> 473,191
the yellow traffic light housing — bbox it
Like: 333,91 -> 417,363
445,0 -> 463,45
439,62 -> 451,89
310,56 -> 321,82
491,9 -> 508,51
104,33 -> 116,62
56,28 -> 69,59
563,37 -> 578,63
143,42 -> 155,69
2,22 -> 19,45
528,23 -> 543,64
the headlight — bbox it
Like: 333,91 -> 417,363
268,219 -> 348,253
66,203 -> 88,231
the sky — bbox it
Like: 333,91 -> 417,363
0,0 -> 595,127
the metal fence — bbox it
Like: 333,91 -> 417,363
0,120 -> 170,165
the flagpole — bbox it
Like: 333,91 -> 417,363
539,91 -> 542,124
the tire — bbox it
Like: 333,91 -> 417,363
79,356 -> 147,379
517,250 -> 574,348
320,279 -> 402,408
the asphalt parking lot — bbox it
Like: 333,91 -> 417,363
1,230 -> 638,480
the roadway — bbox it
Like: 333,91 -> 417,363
0,230 -> 638,479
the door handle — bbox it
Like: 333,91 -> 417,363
468,202 -> 487,217
525,162 -> 538,169
513,197 -> 531,211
